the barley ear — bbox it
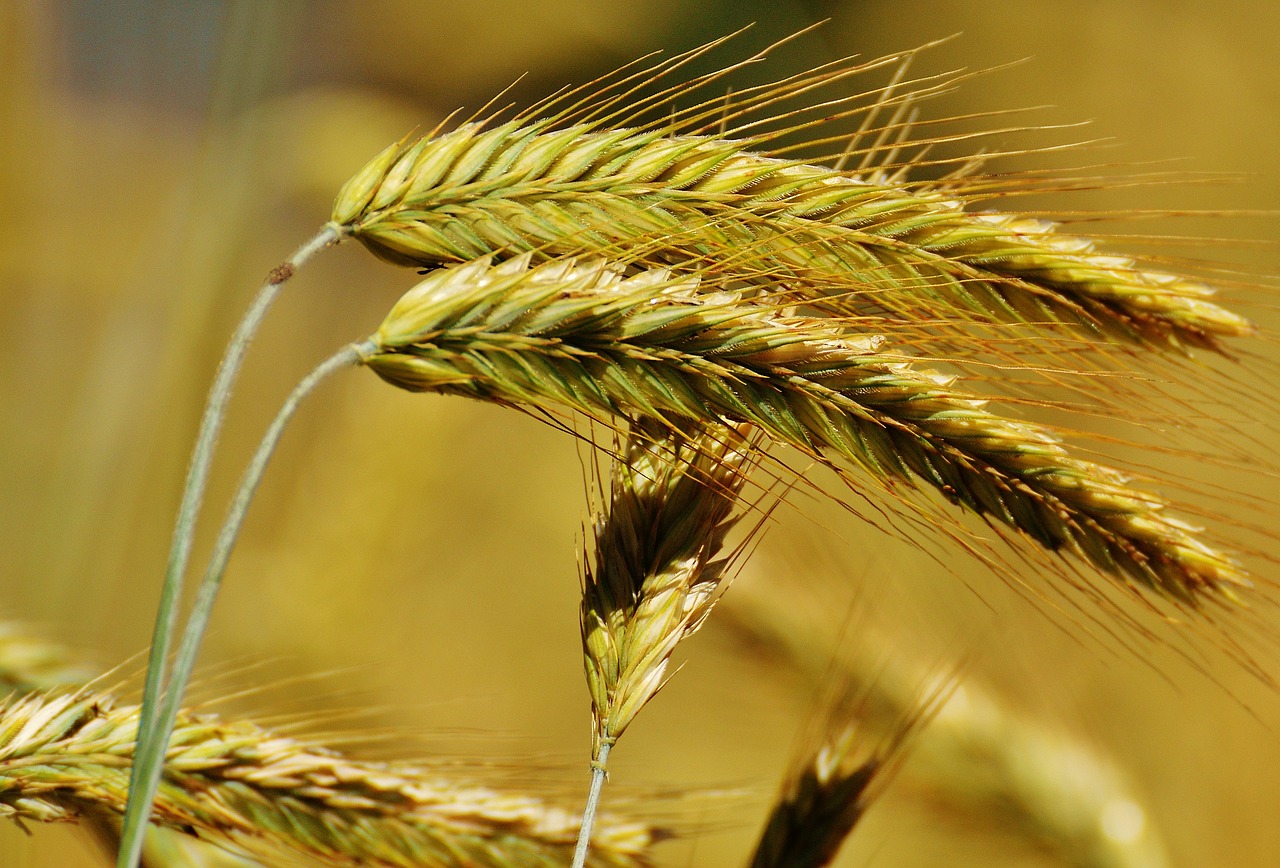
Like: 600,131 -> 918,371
0,689 -> 662,867
331,62 -> 1252,356
0,624 -> 260,865
573,420 -> 762,867
581,420 -> 758,755
363,255 -> 1248,607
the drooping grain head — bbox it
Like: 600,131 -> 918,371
0,689 -> 662,868
332,37 -> 1253,357
361,255 -> 1249,608
580,420 -> 760,757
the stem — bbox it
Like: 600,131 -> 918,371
572,740 -> 613,868
130,222 -> 340,777
117,334 -> 364,868
123,224 -> 340,856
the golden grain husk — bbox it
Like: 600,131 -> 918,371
335,115 -> 1251,354
362,255 -> 1247,606
581,421 -> 757,757
0,689 -> 659,867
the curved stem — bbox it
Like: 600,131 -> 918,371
118,334 -> 364,868
130,222 -> 341,779
572,740 -> 613,868
123,224 -> 341,856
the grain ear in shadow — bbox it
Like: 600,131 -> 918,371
749,673 -> 950,868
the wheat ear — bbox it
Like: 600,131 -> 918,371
0,689 -> 660,867
572,420 -> 761,865
361,255 -> 1245,606
333,109 -> 1250,355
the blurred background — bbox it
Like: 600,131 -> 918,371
2,1 -> 1278,865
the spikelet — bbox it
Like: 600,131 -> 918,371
331,41 -> 1252,355
360,255 -> 1246,606
0,689 -> 659,867
581,420 -> 759,759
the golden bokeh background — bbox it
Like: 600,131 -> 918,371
2,1 -> 1278,865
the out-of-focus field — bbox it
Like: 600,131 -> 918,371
2,1 -> 1278,865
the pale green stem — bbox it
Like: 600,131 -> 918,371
123,224 -> 341,861
117,335 -> 366,868
572,740 -> 614,868
128,222 -> 341,801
